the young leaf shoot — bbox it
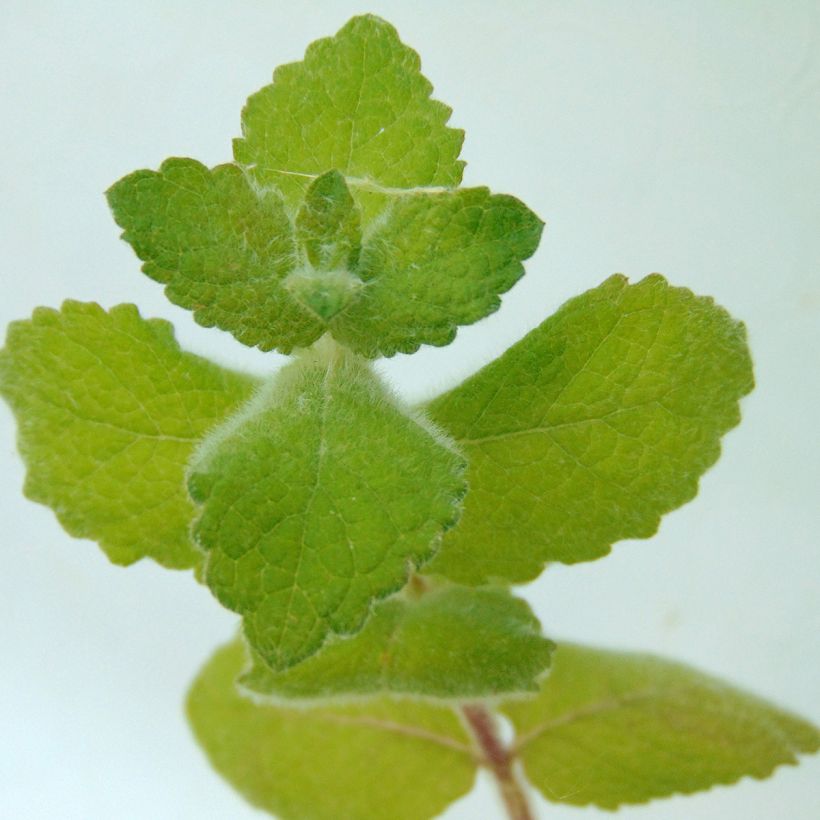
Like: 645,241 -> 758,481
1,12 -> 816,820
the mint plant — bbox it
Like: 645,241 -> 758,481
1,14 -> 816,820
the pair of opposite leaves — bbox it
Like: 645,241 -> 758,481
0,15 -> 754,681
2,17 -> 816,819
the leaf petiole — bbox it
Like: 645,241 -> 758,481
462,704 -> 534,820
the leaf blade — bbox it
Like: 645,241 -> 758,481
107,158 -> 323,353
0,301 -> 257,568
234,14 -> 465,211
501,643 -> 820,808
241,585 -> 554,701
187,639 -> 477,820
426,274 -> 754,583
332,188 -> 544,356
189,345 -> 467,669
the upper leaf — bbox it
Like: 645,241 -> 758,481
108,17 -> 544,357
233,14 -> 465,212
240,585 -> 554,702
107,158 -> 324,354
187,638 -> 477,820
425,274 -> 754,584
0,301 -> 256,568
109,157 -> 542,357
287,170 -> 364,321
295,170 -> 362,272
188,343 -> 466,670
501,643 -> 820,808
331,188 -> 543,356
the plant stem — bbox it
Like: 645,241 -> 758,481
461,704 -> 535,820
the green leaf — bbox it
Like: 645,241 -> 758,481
187,639 -> 477,820
331,188 -> 544,356
425,274 -> 754,584
500,643 -> 820,808
234,14 -> 465,213
295,169 -> 362,273
108,20 -> 543,358
0,301 -> 257,568
241,585 -> 554,701
107,159 -> 541,358
107,158 -> 324,354
287,170 -> 364,321
188,342 -> 466,670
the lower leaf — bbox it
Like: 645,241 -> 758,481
187,639 -> 478,820
240,585 -> 555,702
500,642 -> 819,808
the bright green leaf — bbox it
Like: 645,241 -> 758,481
425,274 -> 754,584
188,342 -> 466,670
0,301 -> 257,568
187,638 -> 477,820
241,585 -> 554,701
234,14 -> 465,213
107,158 -> 324,354
331,188 -> 544,356
501,643 -> 820,808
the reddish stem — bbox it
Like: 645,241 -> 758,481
461,704 -> 535,820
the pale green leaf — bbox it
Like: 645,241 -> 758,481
425,274 -> 754,584
107,158 -> 324,354
501,643 -> 820,808
331,188 -> 544,356
234,14 -> 465,213
0,301 -> 257,568
188,343 -> 466,670
187,639 -> 477,820
241,585 -> 554,701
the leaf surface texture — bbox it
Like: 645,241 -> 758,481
188,347 -> 466,669
426,274 -> 754,583
501,643 -> 820,808
187,639 -> 477,820
241,585 -> 554,701
0,301 -> 256,568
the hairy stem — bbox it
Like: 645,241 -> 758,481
461,704 -> 535,820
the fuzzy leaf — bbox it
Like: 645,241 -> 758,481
108,19 -> 543,358
188,344 -> 466,670
501,643 -> 820,808
107,158 -> 323,354
287,170 -> 364,321
0,301 -> 256,568
331,188 -> 543,356
234,14 -> 465,212
241,585 -> 554,701
426,274 -> 754,583
187,639 -> 477,820
295,169 -> 362,273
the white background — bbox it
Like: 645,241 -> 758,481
1,2 -> 818,818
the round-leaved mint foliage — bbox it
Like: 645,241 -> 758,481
187,639 -> 477,820
107,15 -> 543,358
240,585 -> 555,702
0,301 -> 257,569
188,345 -> 467,670
426,274 -> 754,584
234,14 -> 465,210
501,643 -> 820,808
